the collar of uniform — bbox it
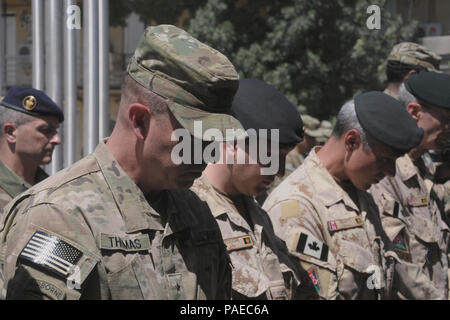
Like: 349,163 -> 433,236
0,160 -> 30,198
304,147 -> 359,211
193,174 -> 253,232
93,140 -> 164,233
395,154 -> 417,182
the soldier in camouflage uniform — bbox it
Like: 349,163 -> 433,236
264,92 -> 426,299
0,25 -> 245,300
258,116 -> 332,205
192,79 -> 303,299
384,42 -> 441,99
0,87 -> 63,209
370,72 -> 450,299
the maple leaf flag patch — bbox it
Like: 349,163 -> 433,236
296,233 -> 328,262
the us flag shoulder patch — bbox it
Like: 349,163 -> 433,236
19,231 -> 83,279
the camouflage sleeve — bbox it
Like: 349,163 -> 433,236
266,199 -> 338,300
2,203 -> 101,300
370,183 -> 446,299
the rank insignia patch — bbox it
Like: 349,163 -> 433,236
296,233 -> 328,262
19,231 -> 83,278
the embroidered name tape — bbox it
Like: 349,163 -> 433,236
296,233 -> 328,262
407,195 -> 428,207
224,235 -> 253,252
328,216 -> 363,232
98,233 -> 151,252
19,231 -> 82,279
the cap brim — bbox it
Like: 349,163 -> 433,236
167,102 -> 247,142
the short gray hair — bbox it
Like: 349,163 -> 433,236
397,82 -> 418,107
0,105 -> 34,137
332,100 -> 371,148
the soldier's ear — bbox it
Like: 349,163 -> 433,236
129,103 -> 150,140
3,123 -> 17,144
344,129 -> 360,152
406,102 -> 421,121
403,69 -> 417,82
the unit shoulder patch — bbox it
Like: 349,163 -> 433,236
280,200 -> 302,220
392,230 -> 411,262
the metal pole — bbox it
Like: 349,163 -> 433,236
99,0 -> 110,140
83,0 -> 99,156
64,0 -> 77,167
32,0 -> 45,90
0,0 -> 5,96
46,0 -> 63,173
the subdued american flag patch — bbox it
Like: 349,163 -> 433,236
19,231 -> 82,278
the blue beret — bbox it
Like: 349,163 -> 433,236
355,91 -> 423,152
0,86 -> 64,122
405,71 -> 450,110
231,79 -> 303,146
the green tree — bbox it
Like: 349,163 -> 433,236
109,0 -> 207,28
188,0 -> 418,119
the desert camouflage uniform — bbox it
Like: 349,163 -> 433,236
191,175 -> 299,300
0,141 -> 231,299
0,161 -> 48,210
370,154 -> 449,299
263,148 -> 398,300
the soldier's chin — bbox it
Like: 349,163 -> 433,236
40,156 -> 52,165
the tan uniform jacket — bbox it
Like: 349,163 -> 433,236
0,141 -> 231,300
263,148 -> 397,300
191,175 -> 300,300
0,161 -> 48,210
370,154 -> 449,299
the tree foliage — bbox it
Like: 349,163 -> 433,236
109,0 -> 207,28
188,0 -> 419,119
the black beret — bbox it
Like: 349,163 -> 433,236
0,86 -> 64,122
355,91 -> 423,152
405,71 -> 450,110
231,79 -> 303,146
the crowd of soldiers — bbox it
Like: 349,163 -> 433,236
0,24 -> 449,300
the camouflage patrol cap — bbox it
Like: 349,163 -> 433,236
387,42 -> 442,72
127,24 -> 245,141
316,120 -> 333,143
302,115 -> 321,137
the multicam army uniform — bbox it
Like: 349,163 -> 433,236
370,154 -> 449,299
0,141 -> 231,299
191,175 -> 299,300
0,161 -> 48,210
263,148 -> 397,300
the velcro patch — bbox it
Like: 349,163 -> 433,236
280,200 -> 302,219
327,216 -> 363,232
19,231 -> 82,279
98,233 -> 150,252
296,233 -> 328,262
224,235 -> 253,252
407,195 -> 428,207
